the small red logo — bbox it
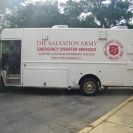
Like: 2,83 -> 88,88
104,40 -> 124,60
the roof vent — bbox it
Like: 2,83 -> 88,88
52,25 -> 68,28
110,26 -> 128,30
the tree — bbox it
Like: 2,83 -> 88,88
0,0 -> 25,13
81,15 -> 98,28
5,1 -> 63,28
0,0 -> 26,30
2,0 -> 133,28
80,0 -> 133,27
63,0 -> 98,27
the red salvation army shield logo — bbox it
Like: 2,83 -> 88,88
109,45 -> 118,56
104,40 -> 124,60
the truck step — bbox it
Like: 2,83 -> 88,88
6,74 -> 21,85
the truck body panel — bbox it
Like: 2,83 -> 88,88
1,28 -> 133,89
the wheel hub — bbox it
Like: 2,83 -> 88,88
84,81 -> 96,93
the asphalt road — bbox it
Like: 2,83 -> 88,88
0,87 -> 133,133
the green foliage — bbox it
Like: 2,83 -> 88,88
81,15 -> 99,28
5,1 -> 64,28
2,41 -> 20,56
0,0 -> 133,28
95,0 -> 133,27
127,24 -> 133,29
0,0 -> 25,13
63,0 -> 83,17
80,0 -> 133,27
0,0 -> 26,31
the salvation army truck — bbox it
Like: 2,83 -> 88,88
0,26 -> 133,95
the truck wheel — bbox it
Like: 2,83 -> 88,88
80,78 -> 99,96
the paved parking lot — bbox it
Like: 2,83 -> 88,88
0,87 -> 133,133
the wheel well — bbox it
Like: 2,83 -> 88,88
79,74 -> 101,87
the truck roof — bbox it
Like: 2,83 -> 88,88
1,27 -> 131,40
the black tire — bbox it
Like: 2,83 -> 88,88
80,78 -> 99,96
0,76 -> 5,92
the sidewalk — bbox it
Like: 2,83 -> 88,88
79,96 -> 133,133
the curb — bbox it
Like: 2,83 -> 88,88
78,96 -> 133,133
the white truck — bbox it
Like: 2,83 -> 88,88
0,26 -> 133,95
